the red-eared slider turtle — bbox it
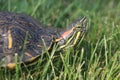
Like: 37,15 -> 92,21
0,12 -> 87,69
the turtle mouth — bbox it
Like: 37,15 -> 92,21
56,16 -> 87,49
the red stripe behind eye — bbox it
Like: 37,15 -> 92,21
55,27 -> 74,42
61,28 -> 74,39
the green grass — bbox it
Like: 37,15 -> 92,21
0,0 -> 120,80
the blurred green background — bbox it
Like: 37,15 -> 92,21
0,0 -> 120,80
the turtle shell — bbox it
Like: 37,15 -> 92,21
0,12 -> 58,68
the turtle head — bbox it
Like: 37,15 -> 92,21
56,16 -> 87,49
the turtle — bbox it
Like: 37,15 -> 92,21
0,12 -> 87,69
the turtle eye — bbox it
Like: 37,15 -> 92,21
73,25 -> 82,31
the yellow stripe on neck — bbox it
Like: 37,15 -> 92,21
8,30 -> 12,49
73,32 -> 80,45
